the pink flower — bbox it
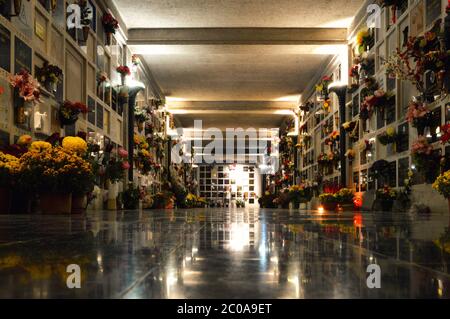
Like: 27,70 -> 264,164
374,89 -> 385,98
122,161 -> 130,170
118,147 -> 128,158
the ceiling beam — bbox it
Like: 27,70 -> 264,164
127,28 -> 347,45
166,100 -> 298,110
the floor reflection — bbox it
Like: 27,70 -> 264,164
0,208 -> 449,298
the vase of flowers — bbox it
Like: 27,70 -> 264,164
121,183 -> 141,210
36,62 -> 62,93
58,100 -> 88,127
378,126 -> 398,146
102,13 -> 119,45
406,101 -> 431,136
376,186 -> 397,211
116,65 -> 130,85
8,70 -> 41,125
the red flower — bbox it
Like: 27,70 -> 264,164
116,65 -> 131,76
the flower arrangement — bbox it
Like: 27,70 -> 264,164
319,193 -> 337,205
325,131 -> 339,146
103,147 -> 129,183
185,193 -> 206,208
258,191 -> 278,208
345,149 -> 355,161
61,136 -> 87,155
8,70 -> 41,103
59,101 -> 88,126
36,62 -> 62,87
299,101 -> 313,112
152,191 -> 175,209
440,124 -> 450,144
334,188 -> 355,204
102,13 -> 119,34
116,65 -> 131,76
406,101 -> 431,135
0,152 -> 21,188
315,75 -> 332,99
384,20 -> 447,96
433,170 -> 450,199
349,65 -> 359,79
355,28 -> 373,53
19,143 -> 94,194
411,137 -> 440,181
361,89 -> 394,119
376,186 -> 397,201
378,127 -> 398,145
121,183 -> 142,209
358,139 -> 372,152
134,134 -> 155,175
134,106 -> 150,124
411,136 -> 433,156
288,184 -> 310,204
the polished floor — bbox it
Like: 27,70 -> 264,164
0,208 -> 450,298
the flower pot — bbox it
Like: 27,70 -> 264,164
82,26 -> 90,42
120,74 -> 126,86
13,0 -> 21,15
39,193 -> 72,214
322,202 -> 337,211
72,195 -> 87,214
0,188 -> 12,214
380,200 -> 394,212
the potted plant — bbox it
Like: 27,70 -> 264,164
0,152 -> 20,214
121,183 -> 141,210
335,188 -> 355,211
152,191 -> 175,209
288,184 -> 309,209
102,13 -> 119,45
59,100 -> 88,127
36,62 -> 62,93
319,193 -> 338,211
19,141 -> 94,214
376,186 -> 397,211
61,136 -> 94,214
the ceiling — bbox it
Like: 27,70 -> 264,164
112,0 -> 364,130
112,0 -> 363,29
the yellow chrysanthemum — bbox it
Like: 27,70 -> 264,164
29,141 -> 52,153
386,126 -> 396,137
62,136 -> 87,155
17,135 -> 32,146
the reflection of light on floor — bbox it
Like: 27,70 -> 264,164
288,276 -> 301,298
318,206 -> 324,214
229,222 -> 250,251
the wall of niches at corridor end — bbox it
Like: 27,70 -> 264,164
0,0 -> 130,151
298,0 -> 450,213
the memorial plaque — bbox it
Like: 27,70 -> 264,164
88,96 -> 96,125
96,104 -> 103,129
410,2 -> 424,38
12,0 -> 33,38
0,24 -> 11,72
426,0 -> 441,27
0,77 -> 11,132
14,37 -> 32,73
